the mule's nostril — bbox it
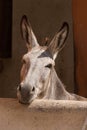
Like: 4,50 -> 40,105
32,86 -> 35,92
19,84 -> 21,91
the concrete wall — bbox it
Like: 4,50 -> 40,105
0,0 -> 74,98
0,98 -> 87,130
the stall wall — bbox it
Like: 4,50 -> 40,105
73,0 -> 87,97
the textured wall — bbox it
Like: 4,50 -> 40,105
0,99 -> 87,130
0,0 -> 74,97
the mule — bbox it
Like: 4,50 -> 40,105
17,15 -> 86,104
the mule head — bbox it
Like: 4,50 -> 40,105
17,15 -> 69,104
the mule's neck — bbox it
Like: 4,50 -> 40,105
44,68 -> 71,100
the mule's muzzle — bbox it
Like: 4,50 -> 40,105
17,84 -> 35,104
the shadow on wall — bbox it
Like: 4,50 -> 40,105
0,0 -> 74,98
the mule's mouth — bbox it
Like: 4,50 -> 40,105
17,94 -> 35,104
18,98 -> 33,104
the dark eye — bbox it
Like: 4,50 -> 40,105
45,64 -> 52,68
22,59 -> 26,64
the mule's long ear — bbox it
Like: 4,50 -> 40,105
20,15 -> 39,48
48,22 -> 69,60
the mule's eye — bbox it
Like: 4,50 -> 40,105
22,59 -> 26,64
45,64 -> 52,68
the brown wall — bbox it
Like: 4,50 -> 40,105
73,0 -> 87,97
0,0 -> 74,98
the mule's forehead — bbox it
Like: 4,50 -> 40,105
25,46 -> 53,60
23,46 -> 55,66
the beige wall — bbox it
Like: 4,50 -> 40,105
0,99 -> 87,130
0,0 -> 74,97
